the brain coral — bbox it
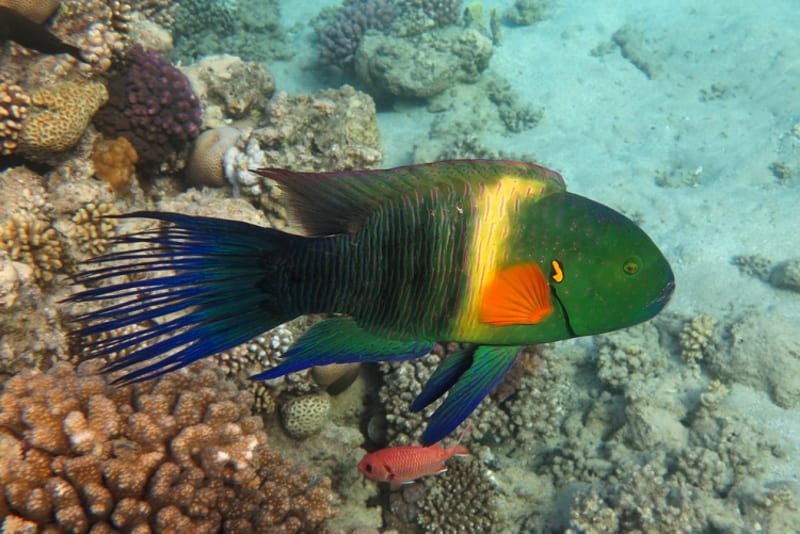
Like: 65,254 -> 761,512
93,44 -> 202,168
17,81 -> 108,157
0,361 -> 337,532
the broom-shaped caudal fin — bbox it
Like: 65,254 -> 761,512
66,211 -> 298,384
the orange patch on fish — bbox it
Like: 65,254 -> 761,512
479,262 -> 553,326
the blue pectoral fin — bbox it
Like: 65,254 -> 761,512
421,345 -> 521,446
410,346 -> 475,412
250,317 -> 433,381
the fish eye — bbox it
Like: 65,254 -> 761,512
365,464 -> 372,473
550,260 -> 564,283
623,257 -> 641,276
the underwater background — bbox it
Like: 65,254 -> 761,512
1,0 -> 799,532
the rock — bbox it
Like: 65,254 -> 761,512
355,26 -> 493,98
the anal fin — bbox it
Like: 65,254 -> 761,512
421,345 -> 521,446
250,317 -> 433,381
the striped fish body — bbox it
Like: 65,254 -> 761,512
280,160 -> 570,343
69,160 -> 674,445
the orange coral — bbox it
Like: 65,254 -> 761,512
0,361 -> 338,531
0,82 -> 31,155
91,136 -> 138,191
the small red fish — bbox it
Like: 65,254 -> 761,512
358,433 -> 470,490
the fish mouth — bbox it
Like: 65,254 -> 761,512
645,278 -> 675,316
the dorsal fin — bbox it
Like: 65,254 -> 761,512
252,160 -> 565,236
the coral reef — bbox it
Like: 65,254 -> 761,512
171,0 -> 291,63
317,0 -> 397,69
678,314 -> 718,365
93,44 -> 202,169
355,26 -> 493,98
182,54 -> 275,128
503,0 -> 550,26
90,136 -> 138,192
224,86 -> 382,228
0,360 -> 338,531
387,457 -> 498,533
395,0 -> 462,27
594,322 -> 669,390
0,203 -> 65,286
378,342 -> 567,447
68,202 -> 118,257
0,82 -> 31,156
17,81 -> 108,159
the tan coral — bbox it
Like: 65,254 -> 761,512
0,0 -> 60,24
0,361 -> 338,531
17,81 -> 108,157
0,83 -> 31,155
70,202 -> 118,256
0,210 -> 65,284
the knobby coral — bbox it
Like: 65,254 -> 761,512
91,135 -> 138,191
0,361 -> 338,532
0,83 -> 31,156
93,44 -> 202,169
317,0 -> 397,68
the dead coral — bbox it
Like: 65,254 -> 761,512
0,360 -> 338,531
224,86 -> 382,228
678,314 -> 718,365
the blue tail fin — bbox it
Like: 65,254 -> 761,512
66,211 -> 298,384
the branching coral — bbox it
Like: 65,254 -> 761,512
0,209 -> 65,284
69,202 -> 119,257
0,82 -> 31,156
0,360 -> 338,531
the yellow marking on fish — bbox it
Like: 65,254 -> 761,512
453,175 -> 547,336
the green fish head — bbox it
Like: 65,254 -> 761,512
519,192 -> 675,337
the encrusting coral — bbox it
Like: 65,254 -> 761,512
0,360 -> 338,532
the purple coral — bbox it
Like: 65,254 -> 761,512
94,44 -> 202,167
318,0 -> 397,68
